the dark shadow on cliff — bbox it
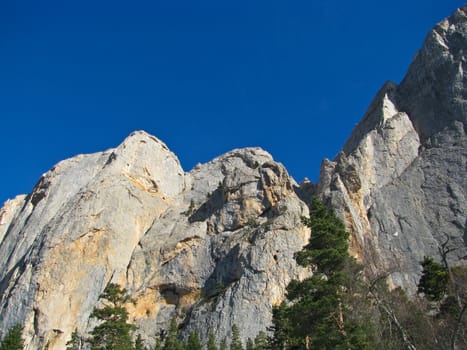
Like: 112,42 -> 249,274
188,187 -> 225,223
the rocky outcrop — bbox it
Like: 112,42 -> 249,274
128,148 -> 310,345
1,6 -> 466,350
0,132 -> 310,349
317,6 -> 466,290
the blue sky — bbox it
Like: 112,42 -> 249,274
0,1 -> 464,204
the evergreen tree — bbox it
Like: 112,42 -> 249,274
253,331 -> 268,350
206,332 -> 218,350
417,256 -> 448,301
245,338 -> 254,350
134,334 -> 147,350
268,305 -> 291,350
154,339 -> 163,350
229,325 -> 243,350
295,197 -> 350,275
185,330 -> 202,350
0,324 -> 24,350
66,329 -> 84,350
163,318 -> 184,350
271,197 -> 371,349
89,283 -> 136,350
219,338 -> 227,350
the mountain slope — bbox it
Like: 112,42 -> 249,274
317,5 -> 466,289
0,132 -> 310,349
0,5 -> 466,350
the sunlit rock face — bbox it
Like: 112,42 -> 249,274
0,131 -> 310,349
1,6 -> 466,350
317,6 -> 466,290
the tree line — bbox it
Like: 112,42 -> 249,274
1,198 -> 465,349
268,197 -> 465,349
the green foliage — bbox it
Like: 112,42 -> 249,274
163,318 -> 184,350
253,331 -> 267,350
417,256 -> 448,301
0,324 -> 24,350
101,283 -> 133,305
267,199 -> 467,349
245,338 -> 254,350
215,280 -> 225,295
296,197 -> 349,275
207,332 -> 218,350
153,339 -> 163,350
365,262 -> 467,350
219,338 -> 227,350
268,304 -> 291,350
134,334 -> 147,350
185,330 -> 202,350
89,283 -> 136,350
185,199 -> 196,217
66,329 -> 84,350
246,217 -> 259,228
271,196 -> 371,349
229,325 -> 243,350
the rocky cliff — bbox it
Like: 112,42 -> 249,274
0,5 -> 466,350
317,5 -> 466,289
0,131 -> 310,349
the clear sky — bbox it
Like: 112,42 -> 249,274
0,1 -> 464,204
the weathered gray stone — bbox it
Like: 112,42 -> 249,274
397,6 -> 467,141
125,147 -> 310,347
1,6 -> 466,350
317,6 -> 467,290
0,133 -> 309,349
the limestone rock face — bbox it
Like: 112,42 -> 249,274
317,6 -> 466,290
1,6 -> 466,350
127,148 -> 310,345
0,133 -> 309,349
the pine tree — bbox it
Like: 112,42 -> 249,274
0,324 -> 24,350
295,197 -> 350,275
185,330 -> 202,350
89,283 -> 136,350
207,332 -> 218,350
134,334 -> 147,350
268,305 -> 291,350
253,331 -> 268,350
418,256 -> 448,301
163,318 -> 184,350
245,338 -> 254,350
271,197 -> 371,349
219,338 -> 227,350
154,339 -> 163,350
230,325 -> 243,350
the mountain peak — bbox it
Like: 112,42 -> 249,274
396,5 -> 466,141
1,7 -> 466,350
318,5 -> 466,290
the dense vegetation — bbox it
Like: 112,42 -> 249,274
269,197 -> 466,349
1,198 -> 465,349
0,325 -> 23,350
269,197 -> 371,349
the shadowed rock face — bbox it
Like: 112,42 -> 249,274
0,6 -> 466,350
317,6 -> 466,290
0,132 -> 310,349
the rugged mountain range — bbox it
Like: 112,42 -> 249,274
317,5 -> 466,289
0,5 -> 465,350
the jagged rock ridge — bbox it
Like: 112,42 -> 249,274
317,5 -> 466,289
0,131 -> 310,349
0,5 -> 466,350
